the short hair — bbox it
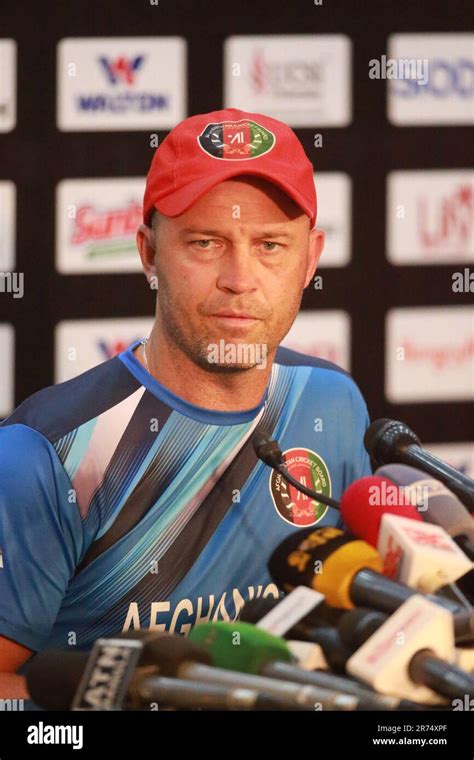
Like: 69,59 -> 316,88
149,208 -> 159,231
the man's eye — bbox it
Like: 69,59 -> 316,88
261,241 -> 281,252
192,239 -> 214,248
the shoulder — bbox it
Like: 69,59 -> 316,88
0,422 -> 56,463
275,344 -> 352,377
274,345 -> 367,409
1,354 -> 141,444
0,423 -> 78,514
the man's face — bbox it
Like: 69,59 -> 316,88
137,176 -> 324,372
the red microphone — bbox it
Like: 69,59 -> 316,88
340,475 -> 422,548
341,476 -> 472,593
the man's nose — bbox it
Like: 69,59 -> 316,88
216,246 -> 259,294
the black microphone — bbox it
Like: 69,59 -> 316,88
339,607 -> 474,703
239,596 -> 352,673
364,419 -> 474,512
267,526 -> 474,640
252,431 -> 340,509
238,597 -> 436,709
375,464 -> 474,561
374,464 -> 474,606
25,635 -> 309,711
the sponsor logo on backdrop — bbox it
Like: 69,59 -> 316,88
0,181 -> 15,271
57,37 -> 186,130
56,178 -> 144,273
385,307 -> 474,402
387,171 -> 474,265
388,34 -> 474,125
55,318 -> 153,382
0,40 -> 16,132
269,447 -> 331,526
99,55 -> 144,85
224,35 -> 351,127
281,311 -> 351,371
316,173 -> 351,267
0,324 -> 14,417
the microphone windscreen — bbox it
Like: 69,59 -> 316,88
239,596 -> 279,624
26,649 -> 89,710
376,464 -> 474,542
189,621 -> 292,674
341,475 -> 422,547
364,419 -> 420,464
268,527 -> 382,608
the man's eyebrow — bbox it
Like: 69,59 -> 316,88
180,228 -> 225,236
179,227 -> 294,238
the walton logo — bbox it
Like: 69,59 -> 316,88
98,55 -> 145,85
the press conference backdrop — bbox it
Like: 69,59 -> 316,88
0,0 -> 472,476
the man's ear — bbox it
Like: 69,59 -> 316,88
304,227 -> 325,288
136,223 -> 157,281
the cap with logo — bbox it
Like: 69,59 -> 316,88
143,108 -> 317,229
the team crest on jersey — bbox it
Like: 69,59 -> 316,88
269,447 -> 332,527
197,119 -> 276,160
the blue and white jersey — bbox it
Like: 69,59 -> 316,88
0,339 -> 371,653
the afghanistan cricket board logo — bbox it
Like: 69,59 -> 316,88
197,119 -> 276,160
269,447 -> 332,527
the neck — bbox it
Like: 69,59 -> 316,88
136,327 -> 274,413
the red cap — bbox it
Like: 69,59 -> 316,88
143,108 -> 317,229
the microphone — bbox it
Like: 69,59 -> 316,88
25,634 -> 312,711
345,595 -> 474,704
131,630 -> 357,711
375,464 -> 474,559
189,620 -> 407,710
237,595 -> 448,709
338,608 -> 390,651
340,475 -> 473,593
339,607 -> 474,674
456,645 -> 474,673
364,419 -> 474,512
340,473 -> 424,547
238,593 -> 352,673
267,526 -> 474,639
374,465 -> 474,605
252,430 -> 340,509
238,585 -> 345,632
240,586 -> 360,674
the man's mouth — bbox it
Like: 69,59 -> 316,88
209,314 -> 260,327
210,311 -> 259,319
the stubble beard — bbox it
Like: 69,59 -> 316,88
155,273 -> 304,374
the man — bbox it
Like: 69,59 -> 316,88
0,108 -> 371,699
